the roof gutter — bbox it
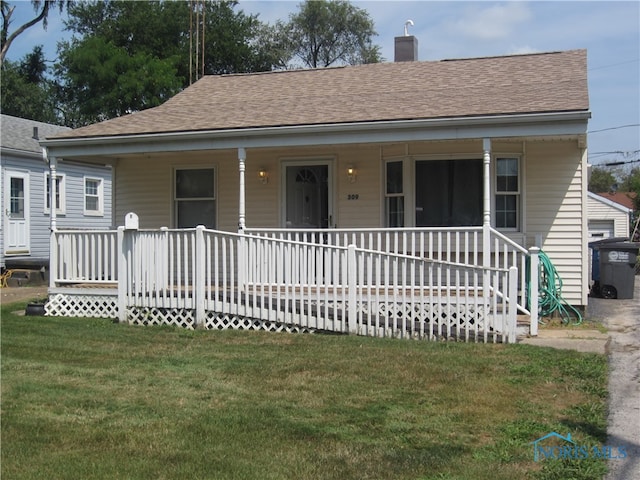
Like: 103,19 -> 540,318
41,111 -> 590,159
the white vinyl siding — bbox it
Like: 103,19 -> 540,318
1,153 -> 112,268
525,141 -> 586,307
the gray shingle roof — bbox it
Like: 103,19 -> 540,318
1,114 -> 71,153
52,49 -> 588,140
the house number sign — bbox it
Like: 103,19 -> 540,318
347,194 -> 359,200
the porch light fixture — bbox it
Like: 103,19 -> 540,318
258,168 -> 269,184
347,165 -> 357,183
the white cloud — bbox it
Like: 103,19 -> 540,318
506,44 -> 539,55
450,2 -> 532,40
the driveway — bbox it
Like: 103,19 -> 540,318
588,280 -> 640,480
1,285 -> 49,306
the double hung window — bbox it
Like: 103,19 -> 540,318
175,168 -> 216,228
385,161 -> 404,227
84,177 -> 103,215
495,158 -> 520,229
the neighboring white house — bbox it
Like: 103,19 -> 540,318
1,114 -> 113,273
587,191 -> 632,241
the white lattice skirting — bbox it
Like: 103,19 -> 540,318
46,293 -> 119,319
44,293 -> 499,340
44,293 -> 318,333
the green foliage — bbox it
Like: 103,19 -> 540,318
588,166 -> 617,193
202,0 -> 279,74
0,47 -> 59,123
56,36 -> 182,125
54,0 -> 280,125
619,167 -> 640,208
279,0 -> 382,68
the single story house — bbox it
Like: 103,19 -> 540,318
39,41 -> 590,342
1,114 -> 112,282
587,191 -> 632,241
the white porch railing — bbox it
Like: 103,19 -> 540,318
48,225 -> 524,343
246,226 -> 537,327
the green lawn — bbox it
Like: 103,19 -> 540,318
1,299 -> 608,480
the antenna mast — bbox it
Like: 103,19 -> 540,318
189,0 -> 206,85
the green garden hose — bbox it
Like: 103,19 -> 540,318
535,250 -> 583,325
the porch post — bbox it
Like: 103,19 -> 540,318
46,150 -> 58,289
238,147 -> 246,232
482,138 -> 491,231
46,150 -> 58,232
237,147 -> 247,289
482,139 -> 492,305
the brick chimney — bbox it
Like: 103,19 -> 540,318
395,20 -> 418,62
394,35 -> 418,62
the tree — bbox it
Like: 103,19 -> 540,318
56,36 -> 183,126
619,166 -> 640,210
0,46 -> 58,122
588,166 -> 618,193
278,0 -> 382,69
55,0 -> 279,125
1,0 -> 70,64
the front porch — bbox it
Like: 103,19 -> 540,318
46,222 -> 539,343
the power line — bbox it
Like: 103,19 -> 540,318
594,158 -> 640,167
588,58 -> 640,71
588,124 -> 640,134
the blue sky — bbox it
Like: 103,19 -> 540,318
5,0 -> 639,168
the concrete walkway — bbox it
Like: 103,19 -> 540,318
520,325 -> 609,354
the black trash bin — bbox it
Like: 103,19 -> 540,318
597,241 -> 639,299
588,237 -> 629,297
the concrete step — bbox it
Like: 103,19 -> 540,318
1,268 -> 47,288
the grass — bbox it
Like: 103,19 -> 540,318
1,299 -> 608,480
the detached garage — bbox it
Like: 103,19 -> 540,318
587,192 -> 631,241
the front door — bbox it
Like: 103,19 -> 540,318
284,163 -> 330,228
4,170 -> 30,255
